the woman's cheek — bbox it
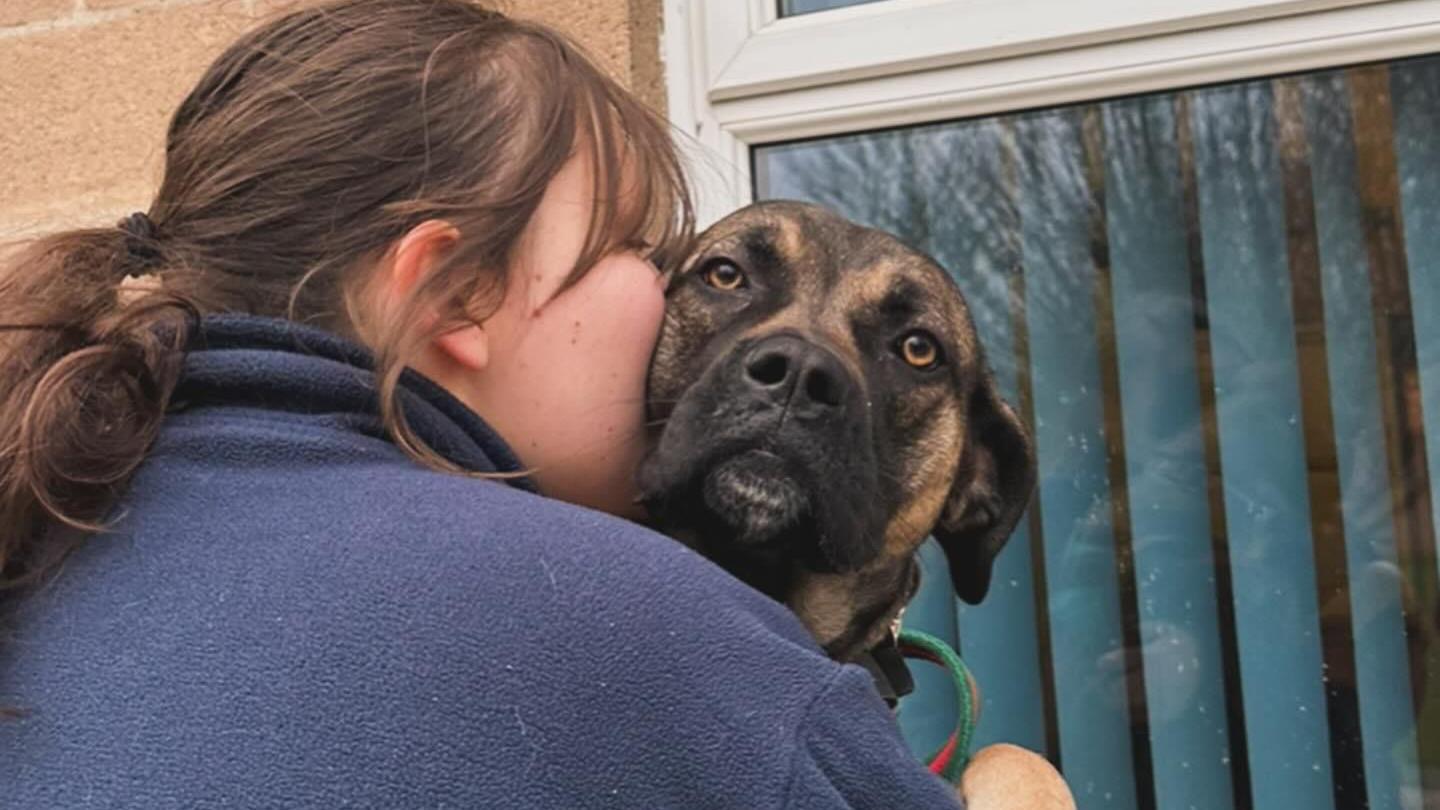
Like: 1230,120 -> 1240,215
580,253 -> 666,392
522,253 -> 663,516
585,256 -> 665,510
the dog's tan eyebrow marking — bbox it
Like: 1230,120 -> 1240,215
768,214 -> 807,260
831,267 -> 942,332
829,261 -> 901,312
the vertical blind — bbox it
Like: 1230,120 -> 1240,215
754,54 -> 1440,810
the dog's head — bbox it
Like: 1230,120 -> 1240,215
638,201 -> 1035,659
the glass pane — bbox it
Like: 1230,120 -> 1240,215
755,54 -> 1440,810
779,0 -> 888,17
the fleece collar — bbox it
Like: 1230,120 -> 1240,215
174,314 -> 536,492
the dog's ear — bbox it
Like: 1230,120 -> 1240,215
933,373 -> 1036,604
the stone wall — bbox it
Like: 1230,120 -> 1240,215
0,0 -> 665,238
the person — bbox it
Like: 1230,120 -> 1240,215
0,1 -> 976,806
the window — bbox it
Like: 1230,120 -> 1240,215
668,2 -> 1440,808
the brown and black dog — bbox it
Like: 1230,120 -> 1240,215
638,200 -> 1037,664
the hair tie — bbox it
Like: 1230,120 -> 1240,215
118,212 -> 163,269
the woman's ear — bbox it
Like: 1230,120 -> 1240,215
384,220 -> 489,372
389,219 -> 461,296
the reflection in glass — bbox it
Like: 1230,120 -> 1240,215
779,0 -> 888,18
755,54 -> 1440,810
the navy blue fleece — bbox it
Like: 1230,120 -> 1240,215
0,316 -> 962,809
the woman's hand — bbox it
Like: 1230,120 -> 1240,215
959,743 -> 1076,810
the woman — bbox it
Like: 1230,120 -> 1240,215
0,1 -> 992,806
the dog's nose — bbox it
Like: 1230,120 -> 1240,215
744,334 -> 849,412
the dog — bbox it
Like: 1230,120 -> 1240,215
638,200 -> 1036,664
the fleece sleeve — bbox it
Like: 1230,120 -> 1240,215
783,665 -> 966,810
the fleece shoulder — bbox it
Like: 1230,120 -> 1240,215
784,666 -> 965,809
273,461 -> 823,655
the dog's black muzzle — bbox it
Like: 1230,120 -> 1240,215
640,332 -> 888,580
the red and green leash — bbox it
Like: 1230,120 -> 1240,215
896,628 -> 977,786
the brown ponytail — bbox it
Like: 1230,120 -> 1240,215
0,226 -> 197,588
0,0 -> 693,593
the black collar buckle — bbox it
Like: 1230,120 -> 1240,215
854,631 -> 915,709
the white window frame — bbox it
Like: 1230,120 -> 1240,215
663,0 -> 1440,227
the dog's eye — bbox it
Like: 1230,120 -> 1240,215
701,260 -> 747,291
897,331 -> 942,370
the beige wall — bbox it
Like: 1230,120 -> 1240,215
0,0 -> 665,239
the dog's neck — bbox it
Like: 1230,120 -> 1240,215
791,558 -> 920,662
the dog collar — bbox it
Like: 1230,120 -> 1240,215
856,631 -> 916,708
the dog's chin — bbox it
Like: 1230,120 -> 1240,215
700,449 -> 811,545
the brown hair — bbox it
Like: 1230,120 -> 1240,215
0,0 -> 693,591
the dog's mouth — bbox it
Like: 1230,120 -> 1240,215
638,435 -> 844,573
700,448 -> 812,546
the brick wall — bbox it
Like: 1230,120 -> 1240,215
0,0 -> 665,240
